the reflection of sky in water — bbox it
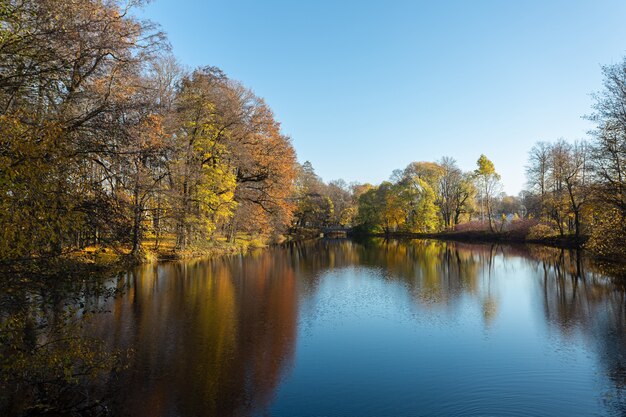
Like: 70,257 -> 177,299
272,256 -> 612,417
88,239 -> 625,417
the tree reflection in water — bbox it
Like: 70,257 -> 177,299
79,239 -> 625,416
87,253 -> 298,416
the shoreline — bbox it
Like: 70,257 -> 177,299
5,231 -> 624,277
358,231 -> 583,249
352,231 -> 626,266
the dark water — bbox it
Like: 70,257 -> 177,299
88,239 -> 626,416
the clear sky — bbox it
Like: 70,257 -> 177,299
137,0 -> 626,194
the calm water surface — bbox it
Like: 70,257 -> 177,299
89,239 -> 626,416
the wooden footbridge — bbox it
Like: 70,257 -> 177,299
321,227 -> 350,238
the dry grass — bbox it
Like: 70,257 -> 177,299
141,233 -> 270,261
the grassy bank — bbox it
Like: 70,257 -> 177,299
349,218 -> 597,252
65,233 -> 272,269
362,230 -> 585,249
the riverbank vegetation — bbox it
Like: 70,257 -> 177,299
0,0 -> 298,267
0,1 -> 298,415
297,62 -> 626,261
2,0 -> 625,267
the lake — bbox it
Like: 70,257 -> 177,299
87,239 -> 625,416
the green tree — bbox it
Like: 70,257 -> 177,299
474,154 -> 502,232
410,177 -> 439,232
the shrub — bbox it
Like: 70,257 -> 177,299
527,223 -> 558,240
507,218 -> 539,237
453,221 -> 489,233
587,209 -> 626,259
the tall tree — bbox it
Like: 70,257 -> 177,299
168,67 -> 238,249
226,86 -> 296,237
585,58 -> 626,256
562,141 -> 589,239
0,0 -> 164,259
525,141 -> 551,219
401,161 -> 443,232
292,162 -> 333,229
438,157 -> 474,228
588,59 -> 626,217
474,154 -> 502,232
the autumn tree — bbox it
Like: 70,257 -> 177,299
585,58 -> 626,256
292,162 -> 333,229
125,113 -> 169,255
225,88 -> 297,240
167,68 -> 239,249
0,1 -> 298,259
400,162 -> 443,232
438,157 -> 475,228
355,186 -> 382,233
525,141 -> 551,219
0,0 -> 164,259
143,55 -> 184,250
495,195 -> 523,217
562,141 -> 589,239
474,155 -> 502,232
325,180 -> 355,226
588,60 -> 626,217
525,140 -> 590,238
356,182 -> 407,234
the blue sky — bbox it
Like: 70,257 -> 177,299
137,0 -> 626,194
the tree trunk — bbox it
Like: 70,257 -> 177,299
486,199 -> 495,233
229,221 -> 237,244
176,174 -> 190,250
131,181 -> 142,255
153,200 -> 161,251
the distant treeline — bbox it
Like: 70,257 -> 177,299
292,63 -> 626,259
